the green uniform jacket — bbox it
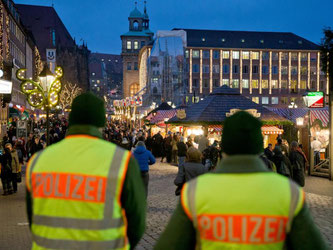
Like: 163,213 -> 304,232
155,155 -> 329,250
26,125 -> 146,249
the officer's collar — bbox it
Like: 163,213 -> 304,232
215,155 -> 270,174
66,125 -> 103,139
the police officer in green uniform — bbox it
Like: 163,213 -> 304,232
156,111 -> 328,250
26,92 -> 146,249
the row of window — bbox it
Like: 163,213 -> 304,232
186,50 -> 318,61
9,40 -> 24,66
191,78 -> 324,90
9,17 -> 25,45
190,64 -> 324,75
252,97 -> 279,105
126,40 -> 145,50
127,62 -> 138,70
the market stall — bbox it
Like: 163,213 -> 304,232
167,86 -> 290,146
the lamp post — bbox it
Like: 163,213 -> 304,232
17,63 -> 63,145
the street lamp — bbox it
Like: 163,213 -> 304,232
16,63 -> 63,145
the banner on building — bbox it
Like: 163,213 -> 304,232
46,49 -> 56,63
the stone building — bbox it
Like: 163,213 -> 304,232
121,2 -> 153,98
16,4 -> 90,91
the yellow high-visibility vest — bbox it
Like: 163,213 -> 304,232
26,135 -> 131,250
181,172 -> 304,249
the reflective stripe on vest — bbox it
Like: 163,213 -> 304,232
28,138 -> 130,249
183,175 -> 303,248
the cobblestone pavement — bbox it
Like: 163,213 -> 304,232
1,161 -> 333,249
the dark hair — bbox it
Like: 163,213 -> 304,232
277,139 -> 282,144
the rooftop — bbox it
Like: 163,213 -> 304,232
173,28 -> 320,50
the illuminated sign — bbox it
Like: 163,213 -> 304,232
0,79 -> 12,94
304,92 -> 324,108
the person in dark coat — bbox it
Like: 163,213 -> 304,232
177,137 -> 187,167
152,131 -> 163,157
289,141 -> 305,187
145,134 -> 153,152
272,146 -> 292,178
164,132 -> 172,163
0,147 -> 13,195
133,141 -> 156,196
264,143 -> 274,161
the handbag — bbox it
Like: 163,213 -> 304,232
16,172 -> 22,183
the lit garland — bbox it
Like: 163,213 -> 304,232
34,47 -> 43,78
0,2 -> 3,69
5,13 -> 9,60
16,66 -> 63,108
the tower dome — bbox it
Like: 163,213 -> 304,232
129,4 -> 144,18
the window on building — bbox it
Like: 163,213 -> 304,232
127,41 -> 132,50
320,80 -> 324,90
193,50 -> 200,58
214,79 -> 219,87
92,72 -> 95,76
291,53 -> 298,61
252,80 -> 259,89
272,80 -> 278,89
281,80 -> 288,89
272,66 -> 278,74
185,50 -> 189,58
252,65 -> 259,74
271,97 -> 279,105
262,52 -> 269,60
262,97 -> 269,104
96,80 -> 100,84
134,62 -> 138,70
192,64 -> 199,73
223,64 -> 229,74
243,65 -> 249,74
272,52 -> 278,60
252,97 -> 259,104
193,79 -> 198,87
242,79 -> 249,88
213,65 -> 219,73
141,41 -> 145,48
262,66 -> 268,75
310,66 -> 317,75
310,53 -> 317,62
203,65 -> 210,73
203,79 -> 209,88
281,66 -> 288,75
231,79 -> 239,88
134,41 -> 139,50
311,80 -> 316,90
222,79 -> 229,86
127,62 -> 131,70
222,51 -> 229,59
301,53 -> 307,61
232,51 -> 240,59
213,50 -> 220,59
129,83 -> 140,96
301,66 -> 307,75
233,65 -> 239,74
281,52 -> 288,61
300,80 -> 306,89
281,97 -> 288,105
152,77 -> 159,84
242,51 -> 250,60
291,80 -> 297,92
262,80 -> 268,89
252,52 -> 259,60
203,51 -> 210,58
291,66 -> 297,75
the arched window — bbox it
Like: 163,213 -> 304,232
133,21 -> 139,30
130,83 -> 140,96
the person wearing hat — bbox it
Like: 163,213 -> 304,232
155,111 -> 327,250
26,92 -> 146,249
133,141 -> 156,196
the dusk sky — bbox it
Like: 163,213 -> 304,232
15,0 -> 333,55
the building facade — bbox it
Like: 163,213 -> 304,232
17,4 -> 90,91
139,28 -> 328,107
121,2 -> 153,98
89,53 -> 122,98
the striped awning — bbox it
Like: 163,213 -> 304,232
208,125 -> 222,132
261,125 -> 284,135
150,110 -> 177,124
266,108 -> 308,123
310,109 -> 329,127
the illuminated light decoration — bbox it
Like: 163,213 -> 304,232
0,2 -> 3,69
5,13 -> 9,60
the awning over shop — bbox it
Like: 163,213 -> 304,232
310,109 -> 329,127
261,125 -> 283,135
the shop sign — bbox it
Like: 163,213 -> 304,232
0,79 -> 12,94
17,120 -> 27,138
303,92 -> 324,108
46,49 -> 56,63
226,109 -> 261,118
177,109 -> 186,119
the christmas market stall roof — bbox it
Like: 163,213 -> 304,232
167,86 -> 290,125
